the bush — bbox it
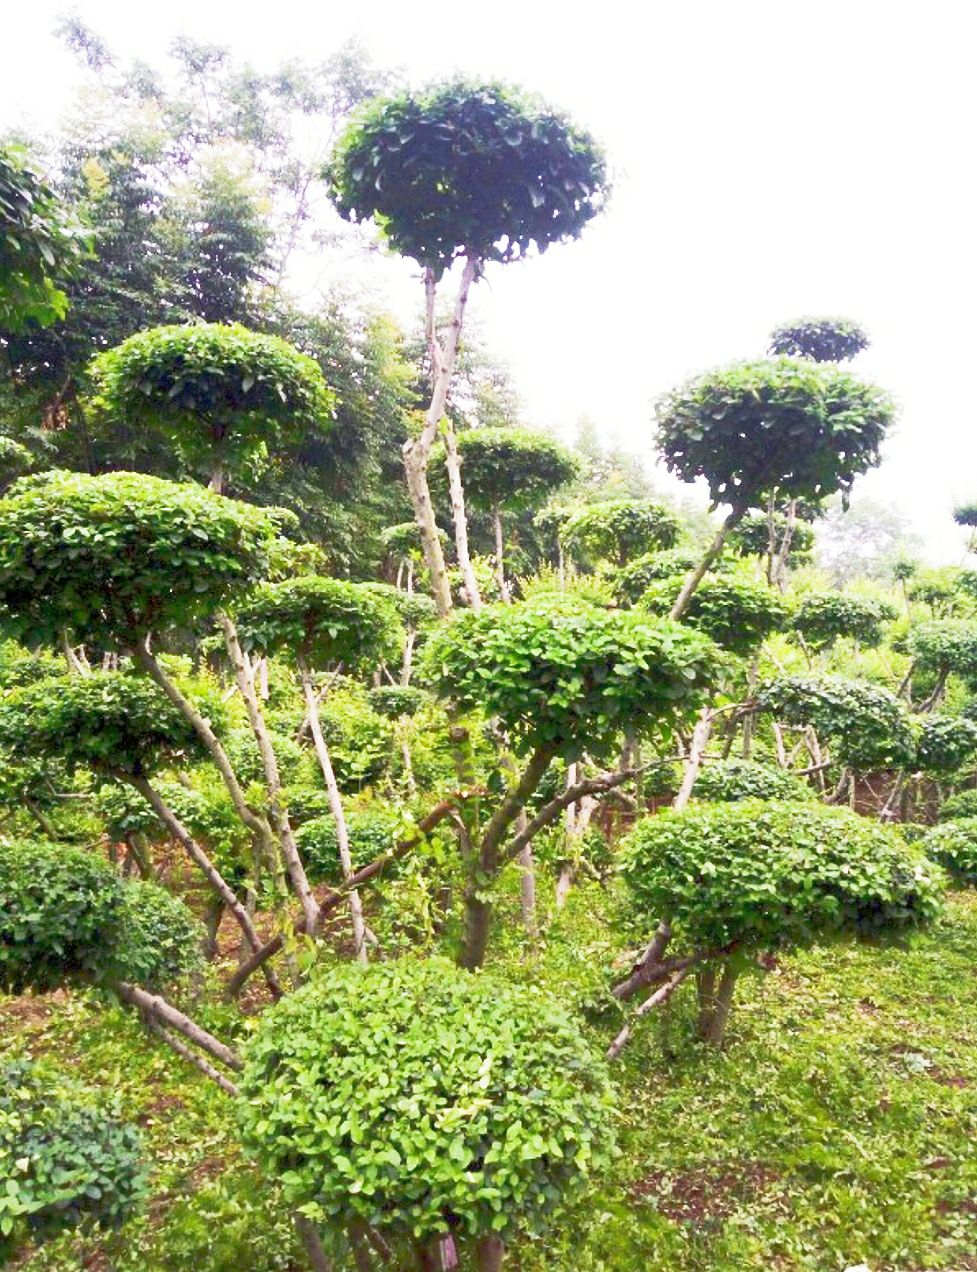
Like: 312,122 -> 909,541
921,819 -> 977,884
238,958 -> 616,1246
757,674 -> 917,770
909,620 -> 977,680
432,427 -> 581,513
294,808 -> 402,882
561,499 -> 681,567
693,758 -> 815,803
612,549 -> 701,606
367,684 -> 429,718
767,317 -> 869,362
916,715 -> 977,775
639,573 -> 789,656
0,1060 -> 144,1261
0,839 -> 125,992
619,800 -> 943,952
423,596 -> 722,761
794,592 -> 895,649
729,511 -> 815,561
938,789 -> 977,821
111,880 -> 204,990
0,470 -> 281,646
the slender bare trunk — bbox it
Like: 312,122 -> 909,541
517,831 -> 538,943
669,505 -> 747,621
493,505 -> 511,603
111,980 -> 242,1070
476,1235 -> 505,1271
295,1215 -> 334,1272
401,629 -> 416,686
298,655 -> 368,963
701,963 -> 739,1047
442,420 -> 481,610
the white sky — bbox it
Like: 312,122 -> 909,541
3,0 -> 976,561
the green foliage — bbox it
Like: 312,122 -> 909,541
921,819 -> 977,884
639,573 -> 789,656
439,427 -> 580,512
0,672 -> 204,777
611,549 -> 701,606
693,758 -> 815,803
915,715 -> 977,775
562,499 -> 681,567
423,596 -> 722,761
320,686 -> 395,788
367,684 -> 428,718
938,788 -> 977,821
234,575 -> 403,670
294,807 -> 401,882
225,727 -> 309,789
90,323 -> 335,482
110,881 -> 204,991
620,800 -> 943,952
0,470 -> 280,645
905,569 -> 971,616
952,501 -> 977,529
0,143 -> 89,332
794,591 -> 896,649
0,1060 -> 143,1261
0,839 -> 125,993
757,674 -> 917,770
654,359 -> 893,508
238,958 -> 616,1242
0,638 -> 62,689
329,79 -> 607,274
729,511 -> 816,561
767,317 -> 870,363
909,620 -> 977,679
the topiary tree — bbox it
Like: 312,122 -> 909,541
915,715 -> 977,776
909,620 -> 977,698
238,957 -> 616,1270
693,757 -> 815,803
654,358 -> 893,618
235,576 -> 403,960
638,572 -> 790,657
729,510 -> 816,563
423,595 -> 722,966
921,818 -> 977,884
329,79 -> 607,617
0,1060 -> 144,1263
938,788 -> 977,822
561,498 -> 681,570
0,142 -> 90,332
794,592 -> 896,651
434,427 -> 580,600
767,317 -> 870,363
611,548 -> 701,607
618,800 -> 943,1047
89,323 -> 335,493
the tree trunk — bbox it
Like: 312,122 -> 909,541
518,838 -> 538,943
701,963 -> 739,1047
402,257 -> 479,619
110,979 -> 242,1070
493,505 -> 511,603
401,629 -> 417,685
476,1235 -> 505,1271
695,966 -> 718,1037
298,655 -> 368,964
669,505 -> 747,621
442,420 -> 482,610
295,1215 -> 334,1272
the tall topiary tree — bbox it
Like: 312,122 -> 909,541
329,79 -> 607,616
794,592 -> 896,652
89,323 -> 335,493
767,317 -> 870,363
561,498 -> 681,570
654,358 -> 893,619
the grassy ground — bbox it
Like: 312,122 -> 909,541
5,889 -> 977,1271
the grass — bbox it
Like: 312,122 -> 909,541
5,889 -> 977,1271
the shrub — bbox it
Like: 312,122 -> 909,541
939,789 -> 977,821
423,596 -> 722,761
757,674 -> 917,770
329,79 -> 608,274
225,727 -> 310,788
693,758 -> 815,803
238,958 -> 616,1246
0,1060 -> 143,1262
367,684 -> 429,718
921,819 -> 977,884
611,549 -> 702,606
320,686 -> 395,788
729,511 -> 816,561
0,839 -> 125,992
433,427 -> 581,513
619,800 -> 943,952
0,470 -> 280,645
909,620 -> 977,680
915,715 -> 977,775
561,499 -> 681,567
767,317 -> 870,362
794,592 -> 896,649
638,573 -> 789,656
111,881 -> 204,990
294,808 -> 402,882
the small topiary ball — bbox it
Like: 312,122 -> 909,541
619,800 -> 943,953
638,572 -> 790,657
0,1060 -> 144,1262
938,789 -> 977,822
921,819 -> 977,884
111,881 -> 204,991
767,317 -> 870,362
294,808 -> 401,882
367,684 -> 429,719
693,758 -> 815,803
238,957 -> 616,1246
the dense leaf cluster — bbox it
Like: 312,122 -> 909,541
938,788 -> 977,822
639,572 -> 790,656
423,596 -> 722,760
921,819 -> 977,884
295,808 -> 401,882
238,958 -> 616,1242
620,800 -> 943,951
611,549 -> 701,606
693,758 -> 815,803
729,511 -> 816,561
909,620 -> 977,680
329,80 -> 608,273
767,317 -> 870,362
794,592 -> 896,649
915,715 -> 977,775
562,499 -> 681,567
439,427 -> 580,513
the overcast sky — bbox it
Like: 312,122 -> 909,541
3,0 -> 976,560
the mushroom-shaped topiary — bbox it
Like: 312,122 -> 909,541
611,548 -> 703,606
638,572 -> 790,657
238,957 -> 616,1267
0,470 -> 281,649
693,757 -> 815,803
915,715 -> 977,775
767,317 -> 870,362
938,789 -> 977,822
89,323 -> 335,493
793,592 -> 896,650
654,358 -> 893,618
562,499 -> 681,569
909,620 -> 977,683
952,501 -> 977,529
921,819 -> 977,884
0,1060 -> 144,1263
620,800 -> 943,1045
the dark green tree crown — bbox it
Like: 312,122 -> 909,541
654,358 -> 893,509
953,501 -> 977,529
433,427 -> 581,513
794,592 -> 896,649
639,572 -> 790,657
562,499 -> 681,566
767,317 -> 870,362
328,79 -> 608,274
0,470 -> 281,645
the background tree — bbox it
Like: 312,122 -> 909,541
768,317 -> 870,362
562,498 -> 681,570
